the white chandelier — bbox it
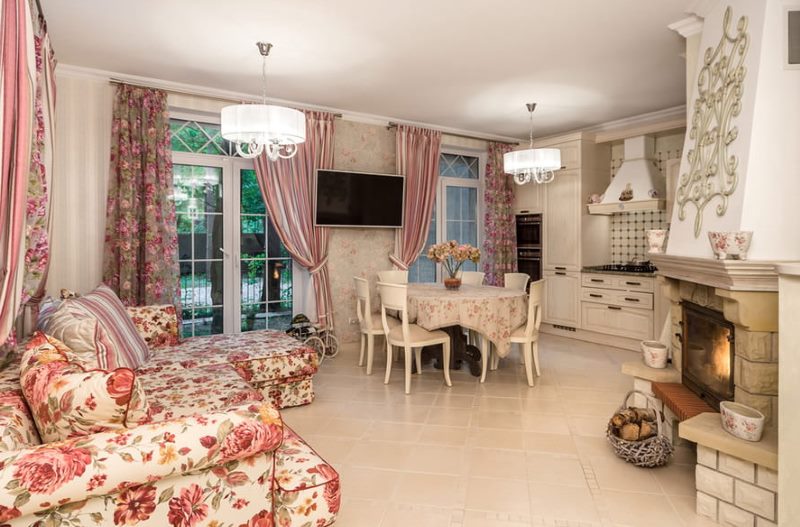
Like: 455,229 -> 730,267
504,103 -> 561,185
221,42 -> 306,160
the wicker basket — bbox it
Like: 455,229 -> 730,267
606,390 -> 674,468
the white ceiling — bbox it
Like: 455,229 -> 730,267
44,0 -> 690,139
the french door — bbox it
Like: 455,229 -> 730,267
173,154 -> 293,337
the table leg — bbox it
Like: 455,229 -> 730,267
424,326 -> 481,377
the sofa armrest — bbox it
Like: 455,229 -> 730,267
0,401 -> 283,519
126,305 -> 181,349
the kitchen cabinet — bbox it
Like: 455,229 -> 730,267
513,179 -> 544,214
579,273 -> 656,340
581,302 -> 654,341
543,169 -> 580,271
543,270 -> 581,327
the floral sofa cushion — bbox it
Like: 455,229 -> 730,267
126,304 -> 181,349
0,389 -> 40,452
273,426 -> 340,526
19,332 -> 149,442
137,363 -> 264,422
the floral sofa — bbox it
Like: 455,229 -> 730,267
0,301 -> 339,526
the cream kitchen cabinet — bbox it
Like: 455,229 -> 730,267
579,273 -> 656,341
543,169 -> 580,271
512,177 -> 544,214
543,270 -> 581,327
580,302 -> 654,341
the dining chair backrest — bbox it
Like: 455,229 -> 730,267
376,281 -> 410,342
378,270 -> 409,284
522,279 -> 544,338
504,272 -> 530,291
353,276 -> 374,331
459,271 -> 485,286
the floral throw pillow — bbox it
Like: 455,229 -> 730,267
20,332 -> 150,442
126,305 -> 181,349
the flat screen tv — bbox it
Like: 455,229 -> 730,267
314,169 -> 405,228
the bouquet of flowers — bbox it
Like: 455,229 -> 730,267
426,240 -> 481,279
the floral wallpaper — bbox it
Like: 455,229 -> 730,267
328,121 -> 396,343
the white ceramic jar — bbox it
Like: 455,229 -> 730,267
720,401 -> 765,442
641,341 -> 668,369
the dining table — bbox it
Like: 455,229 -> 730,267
406,283 -> 528,376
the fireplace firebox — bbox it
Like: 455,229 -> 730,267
681,301 -> 735,410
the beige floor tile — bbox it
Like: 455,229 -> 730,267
520,413 -> 571,435
404,444 -> 470,475
520,398 -> 564,414
298,434 -> 354,466
375,404 -> 431,424
393,472 -> 465,508
432,392 -> 476,409
476,396 -> 522,412
573,435 -> 618,461
336,498 -> 388,527
527,482 -> 600,523
340,466 -> 401,500
346,440 -> 414,470
318,417 -> 371,438
652,462 -> 697,497
461,510 -> 531,527
426,406 -> 473,427
468,428 -> 526,451
519,385 -> 560,400
558,387 -> 625,404
366,421 -> 424,442
567,415 -> 611,438
668,495 -> 721,527
468,448 -> 528,480
380,504 -> 453,527
465,476 -> 531,516
523,432 -> 578,456
419,425 -> 470,446
475,410 -> 524,430
280,414 -> 332,436
590,455 -> 661,493
526,452 -> 587,487
598,489 -> 686,527
478,382 -> 522,398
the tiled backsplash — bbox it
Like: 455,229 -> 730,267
608,133 -> 683,263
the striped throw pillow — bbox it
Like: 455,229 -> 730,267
43,285 -> 151,369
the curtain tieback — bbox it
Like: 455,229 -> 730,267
388,254 -> 409,271
309,257 -> 329,275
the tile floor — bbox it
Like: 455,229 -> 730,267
281,334 -> 720,527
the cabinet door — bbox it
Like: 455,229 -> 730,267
580,302 -> 654,340
513,180 -> 544,214
543,271 -> 580,327
543,170 -> 580,271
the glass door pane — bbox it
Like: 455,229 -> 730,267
445,186 -> 478,272
174,164 -> 225,337
239,168 -> 294,331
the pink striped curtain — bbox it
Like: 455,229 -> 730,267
253,111 -> 336,328
0,0 -> 35,348
482,142 -> 516,286
390,125 -> 442,269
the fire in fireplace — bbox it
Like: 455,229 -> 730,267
681,301 -> 735,410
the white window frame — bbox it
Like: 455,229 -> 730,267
170,110 -> 299,335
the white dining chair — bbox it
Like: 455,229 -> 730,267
509,279 -> 544,387
504,272 -> 530,291
377,270 -> 409,284
377,282 -> 452,394
354,276 -> 398,375
459,271 -> 485,286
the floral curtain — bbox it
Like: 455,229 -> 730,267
102,84 -> 180,308
482,141 -> 516,286
20,15 -> 57,325
253,110 -> 336,328
0,0 -> 35,349
390,125 -> 441,270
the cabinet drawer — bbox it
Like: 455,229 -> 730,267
582,273 -> 615,289
580,302 -> 654,340
613,276 -> 654,292
581,288 -> 653,310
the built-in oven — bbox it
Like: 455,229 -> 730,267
517,247 -> 542,283
516,213 -> 542,248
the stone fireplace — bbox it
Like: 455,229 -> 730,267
681,301 -> 735,411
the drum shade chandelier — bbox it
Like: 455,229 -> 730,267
221,42 -> 306,160
504,103 -> 561,184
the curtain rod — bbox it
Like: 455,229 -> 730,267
386,121 -> 519,146
109,78 -> 343,118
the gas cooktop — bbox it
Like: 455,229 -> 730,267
585,263 -> 658,274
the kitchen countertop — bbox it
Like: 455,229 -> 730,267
581,265 -> 658,277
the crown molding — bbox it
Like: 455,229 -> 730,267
54,63 -> 521,144
586,105 -> 686,143
669,15 -> 705,37
686,0 -> 722,19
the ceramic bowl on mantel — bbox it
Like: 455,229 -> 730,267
720,401 -> 765,442
708,231 -> 753,260
641,341 -> 668,369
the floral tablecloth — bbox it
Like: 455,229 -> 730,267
406,284 -> 527,357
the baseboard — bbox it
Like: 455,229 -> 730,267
540,324 -> 642,352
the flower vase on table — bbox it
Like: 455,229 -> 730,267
427,240 -> 481,291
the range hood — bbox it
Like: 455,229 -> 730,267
587,135 -> 666,215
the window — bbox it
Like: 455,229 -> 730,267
171,116 -> 294,337
408,151 -> 484,282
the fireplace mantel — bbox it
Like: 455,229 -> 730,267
649,254 -> 781,292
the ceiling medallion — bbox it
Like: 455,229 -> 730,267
676,7 -> 749,238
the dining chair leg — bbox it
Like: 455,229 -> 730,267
404,345 -> 413,394
358,333 -> 366,367
414,347 -> 422,375
442,340 -> 453,387
384,343 -> 393,385
533,340 -> 541,376
366,334 -> 375,375
490,347 -> 499,370
523,342 -> 535,387
480,336 -> 489,383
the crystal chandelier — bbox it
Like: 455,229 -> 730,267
503,103 -> 561,185
221,42 -> 306,160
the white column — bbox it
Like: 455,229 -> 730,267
777,263 -> 800,526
